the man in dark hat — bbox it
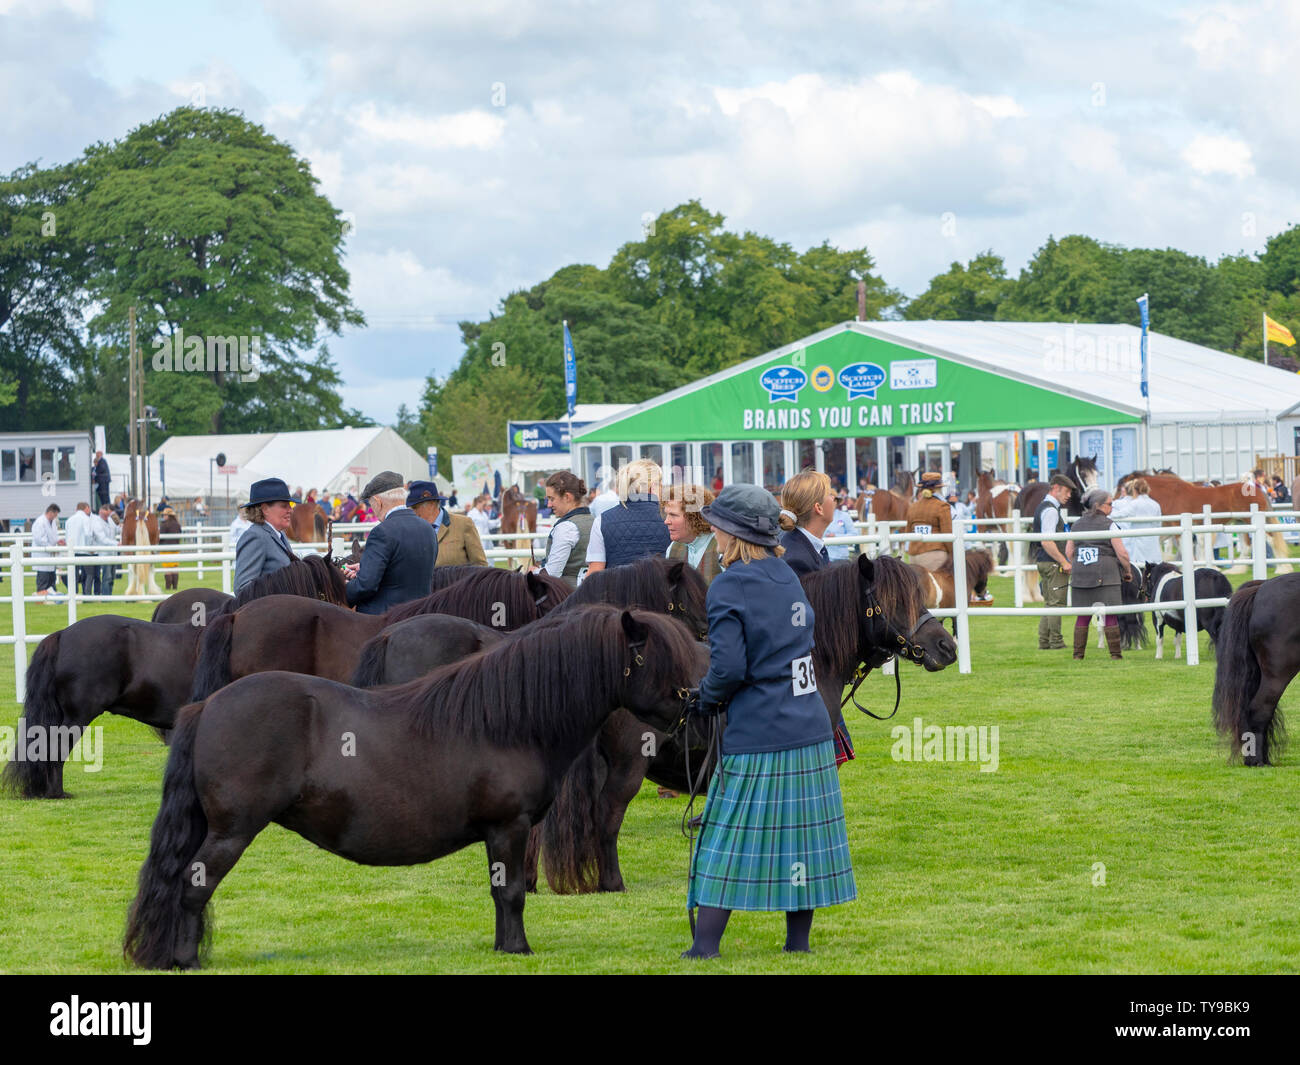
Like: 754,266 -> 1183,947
408,481 -> 487,567
344,471 -> 437,614
235,478 -> 297,592
904,471 -> 952,571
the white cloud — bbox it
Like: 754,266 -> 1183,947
348,102 -> 505,149
1182,133 -> 1254,177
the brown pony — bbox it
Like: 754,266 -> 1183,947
500,485 -> 538,555
855,469 -> 915,527
287,501 -> 329,549
975,470 -> 1018,565
1135,474 -> 1289,559
121,500 -> 160,597
909,548 -> 997,610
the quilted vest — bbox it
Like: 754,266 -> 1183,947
547,507 -> 593,587
600,498 -> 671,568
1032,498 -> 1067,563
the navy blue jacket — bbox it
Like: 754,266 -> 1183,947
346,507 -> 438,615
779,527 -> 826,578
600,498 -> 671,567
700,554 -> 831,755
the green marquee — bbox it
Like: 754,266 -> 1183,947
575,326 -> 1140,444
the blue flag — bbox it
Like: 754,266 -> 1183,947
1136,293 -> 1149,399
562,321 -> 578,419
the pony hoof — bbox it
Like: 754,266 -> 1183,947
496,944 -> 533,955
680,948 -> 720,960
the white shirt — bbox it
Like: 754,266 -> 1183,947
91,514 -> 119,547
1108,494 -> 1163,567
798,525 -> 828,560
65,509 -> 92,548
31,513 -> 61,572
229,515 -> 252,547
469,508 -> 491,540
1038,496 -> 1062,536
586,513 -> 607,563
824,509 -> 856,561
589,490 -> 620,519
544,518 -> 582,578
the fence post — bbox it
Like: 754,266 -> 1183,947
221,533 -> 233,594
1179,513 -> 1200,667
65,546 -> 76,627
952,523 -> 971,675
196,521 -> 204,578
11,540 -> 26,703
1011,508 -> 1024,608
864,513 -> 877,560
1251,504 -> 1267,581
1201,503 -> 1213,565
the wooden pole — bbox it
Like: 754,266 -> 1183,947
128,306 -> 137,499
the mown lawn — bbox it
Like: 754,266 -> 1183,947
1,566 -> 1296,974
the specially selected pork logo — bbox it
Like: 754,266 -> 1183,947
838,362 -> 886,400
759,365 -> 808,403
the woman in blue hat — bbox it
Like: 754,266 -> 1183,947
683,484 -> 856,959
234,477 -> 297,592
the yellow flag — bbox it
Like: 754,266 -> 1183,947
1266,314 -> 1296,347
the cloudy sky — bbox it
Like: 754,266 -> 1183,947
3,0 -> 1297,424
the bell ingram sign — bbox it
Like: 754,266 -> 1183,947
508,421 -> 590,455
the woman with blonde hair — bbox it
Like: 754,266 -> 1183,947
585,458 -> 669,574
682,483 -> 856,959
662,484 -> 720,584
777,469 -> 837,577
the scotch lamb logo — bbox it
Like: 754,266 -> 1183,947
759,365 -> 808,404
838,362 -> 886,400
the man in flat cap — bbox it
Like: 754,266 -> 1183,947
344,471 -> 437,614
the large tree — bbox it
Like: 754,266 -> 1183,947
903,251 -> 1011,321
74,107 -> 366,437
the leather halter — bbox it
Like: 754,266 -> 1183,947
839,587 -> 936,721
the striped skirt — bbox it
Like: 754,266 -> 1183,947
687,740 -> 857,912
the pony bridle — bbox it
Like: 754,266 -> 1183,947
623,634 -> 694,738
841,587 -> 935,721
665,583 -> 709,641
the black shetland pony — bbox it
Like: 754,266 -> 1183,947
536,558 -> 710,894
1212,573 -> 1300,767
123,606 -> 706,967
539,554 -> 958,895
1,558 -> 347,800
1143,561 -> 1234,659
350,614 -> 505,687
151,588 -> 235,625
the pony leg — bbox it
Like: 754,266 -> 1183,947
1155,623 -> 1164,660
593,753 -> 651,893
174,830 -> 256,969
485,816 -> 533,954
1243,675 -> 1289,767
1175,630 -> 1183,660
523,824 -> 541,893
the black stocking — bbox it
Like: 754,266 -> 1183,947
785,909 -> 814,952
682,906 -> 730,959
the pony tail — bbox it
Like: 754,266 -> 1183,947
1,632 -> 68,798
539,740 -> 607,894
190,611 -> 236,702
1211,581 -> 1267,762
350,631 -> 391,688
124,704 -> 211,969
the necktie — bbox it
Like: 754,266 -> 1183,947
819,546 -> 830,564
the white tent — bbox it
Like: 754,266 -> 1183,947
134,426 -> 445,503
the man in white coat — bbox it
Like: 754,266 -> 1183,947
65,502 -> 94,595
91,502 -> 120,596
31,504 -> 64,604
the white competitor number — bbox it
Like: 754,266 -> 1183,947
792,654 -> 818,696
913,524 -> 932,535
1078,546 -> 1099,565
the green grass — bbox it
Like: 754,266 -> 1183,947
1,566 -> 1297,974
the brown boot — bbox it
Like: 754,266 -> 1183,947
1073,626 -> 1088,660
1104,625 -> 1123,660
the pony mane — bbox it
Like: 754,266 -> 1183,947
393,605 -> 698,749
429,564 -> 487,593
383,567 -> 571,626
230,554 -> 347,611
800,556 -> 925,677
560,556 -> 703,613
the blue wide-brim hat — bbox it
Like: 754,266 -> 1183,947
246,477 -> 294,506
701,483 -> 782,547
406,480 -> 446,508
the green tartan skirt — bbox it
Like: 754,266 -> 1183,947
687,740 -> 857,912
